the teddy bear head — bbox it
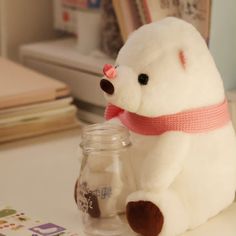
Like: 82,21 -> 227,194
100,17 -> 225,117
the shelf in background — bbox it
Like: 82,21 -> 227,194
20,38 -> 114,123
20,38 -> 114,75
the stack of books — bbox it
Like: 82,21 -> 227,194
0,58 -> 79,143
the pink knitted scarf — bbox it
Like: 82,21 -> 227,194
105,99 -> 230,135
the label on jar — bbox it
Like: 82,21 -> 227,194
77,182 -> 113,218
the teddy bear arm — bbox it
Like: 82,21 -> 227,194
140,132 -> 190,192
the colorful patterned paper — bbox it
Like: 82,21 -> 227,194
0,206 -> 80,236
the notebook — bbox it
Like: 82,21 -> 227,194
0,105 -> 79,143
0,58 -> 79,143
0,58 -> 70,109
0,97 -> 73,118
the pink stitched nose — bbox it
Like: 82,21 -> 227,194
103,64 -> 117,79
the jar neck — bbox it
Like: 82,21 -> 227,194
80,123 -> 131,153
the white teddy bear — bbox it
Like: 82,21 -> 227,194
99,17 -> 236,236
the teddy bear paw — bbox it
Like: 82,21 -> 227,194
126,201 -> 164,236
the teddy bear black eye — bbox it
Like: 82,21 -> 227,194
138,73 -> 149,85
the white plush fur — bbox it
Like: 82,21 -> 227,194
104,17 -> 225,117
102,17 -> 236,236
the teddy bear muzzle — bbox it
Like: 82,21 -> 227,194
100,79 -> 114,95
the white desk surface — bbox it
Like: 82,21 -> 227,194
0,128 -> 236,236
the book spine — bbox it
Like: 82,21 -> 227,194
142,0 -> 152,23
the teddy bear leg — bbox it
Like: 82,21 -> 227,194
126,190 -> 189,236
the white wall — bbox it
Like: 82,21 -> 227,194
0,0 -> 57,62
209,0 -> 236,90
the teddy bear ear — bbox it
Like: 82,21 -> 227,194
178,50 -> 186,70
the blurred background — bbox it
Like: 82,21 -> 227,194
1,2 -> 236,234
0,0 -> 236,143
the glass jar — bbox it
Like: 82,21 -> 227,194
75,123 -> 133,236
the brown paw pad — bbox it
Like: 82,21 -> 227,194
126,201 -> 164,236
